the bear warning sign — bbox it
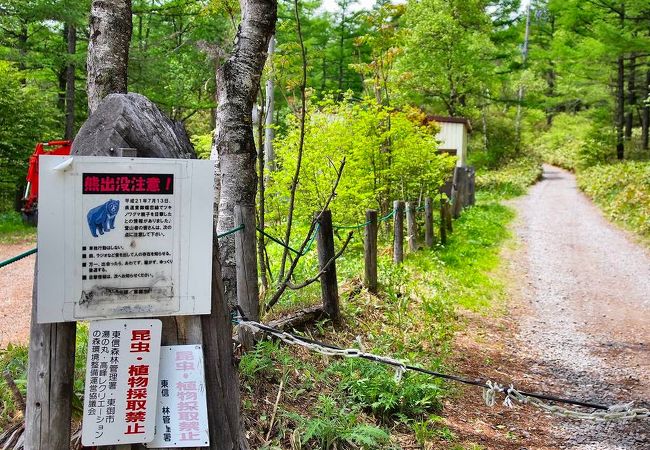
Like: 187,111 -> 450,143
37,156 -> 214,323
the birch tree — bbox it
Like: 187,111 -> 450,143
86,0 -> 131,114
212,0 -> 277,313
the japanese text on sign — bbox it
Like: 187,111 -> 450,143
38,156 -> 214,323
83,173 -> 174,195
82,319 -> 162,447
145,345 -> 209,448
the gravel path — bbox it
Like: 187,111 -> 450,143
0,239 -> 35,348
511,165 -> 650,449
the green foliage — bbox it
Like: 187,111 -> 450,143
475,156 -> 542,199
0,323 -> 88,428
577,162 -> 650,243
531,113 -> 615,170
191,133 -> 213,159
239,340 -> 299,384
0,343 -> 28,428
266,97 -> 454,229
0,61 -> 60,211
129,0 -> 230,135
286,395 -> 390,449
337,359 -> 443,422
0,211 -> 36,243
398,0 -> 495,116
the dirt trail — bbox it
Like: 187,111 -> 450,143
0,239 -> 35,348
510,165 -> 650,449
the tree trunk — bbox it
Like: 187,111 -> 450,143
264,36 -> 276,169
625,53 -> 636,140
87,0 -> 132,114
616,55 -> 625,160
64,24 -> 77,140
24,260 -> 76,450
257,91 -> 269,291
211,0 -> 277,310
642,67 -> 649,150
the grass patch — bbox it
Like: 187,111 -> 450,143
577,161 -> 650,245
475,156 -> 542,200
0,324 -> 88,430
0,211 -> 35,244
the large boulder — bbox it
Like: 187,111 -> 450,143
72,93 -> 195,159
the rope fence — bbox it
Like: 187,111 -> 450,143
234,310 -> 650,423
0,247 -> 37,269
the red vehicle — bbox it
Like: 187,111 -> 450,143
21,140 -> 72,225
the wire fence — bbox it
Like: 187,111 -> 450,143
0,202 -> 403,269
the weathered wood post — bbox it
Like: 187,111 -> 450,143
26,93 -> 245,450
364,209 -> 378,293
446,201 -> 453,233
452,167 -> 466,219
25,259 -> 76,450
424,197 -> 436,248
393,201 -> 405,264
439,199 -> 447,245
468,166 -> 476,206
316,210 -> 340,322
201,243 -> 244,449
234,204 -> 260,349
406,201 -> 418,252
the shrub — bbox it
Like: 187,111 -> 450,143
337,359 -> 443,422
531,113 -> 615,170
266,97 -> 455,229
475,156 -> 542,198
577,161 -> 650,242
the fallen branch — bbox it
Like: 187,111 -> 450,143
265,378 -> 284,443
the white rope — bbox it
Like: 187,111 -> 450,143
239,319 -> 650,423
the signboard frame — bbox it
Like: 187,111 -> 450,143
37,156 -> 214,323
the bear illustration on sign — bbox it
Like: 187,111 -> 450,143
87,199 -> 120,237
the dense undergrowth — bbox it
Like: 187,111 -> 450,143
577,162 -> 650,244
239,193 -> 517,449
532,112 -> 650,245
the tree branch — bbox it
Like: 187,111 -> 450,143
285,231 -> 353,290
265,158 -> 346,312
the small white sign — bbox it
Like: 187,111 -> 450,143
37,156 -> 214,323
82,319 -> 162,447
145,345 -> 210,448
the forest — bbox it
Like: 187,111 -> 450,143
1,0 -> 650,449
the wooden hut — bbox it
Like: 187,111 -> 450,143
428,115 -> 472,167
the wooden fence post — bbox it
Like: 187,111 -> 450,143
424,197 -> 436,248
316,210 -> 340,322
452,166 -> 466,219
234,204 -> 259,349
200,242 -> 244,449
468,166 -> 476,206
439,199 -> 447,245
364,210 -> 378,293
25,258 -> 76,450
445,199 -> 453,233
393,201 -> 404,264
406,201 -> 418,252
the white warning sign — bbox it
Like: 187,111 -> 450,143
37,156 -> 214,323
145,345 -> 209,447
81,319 -> 162,447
